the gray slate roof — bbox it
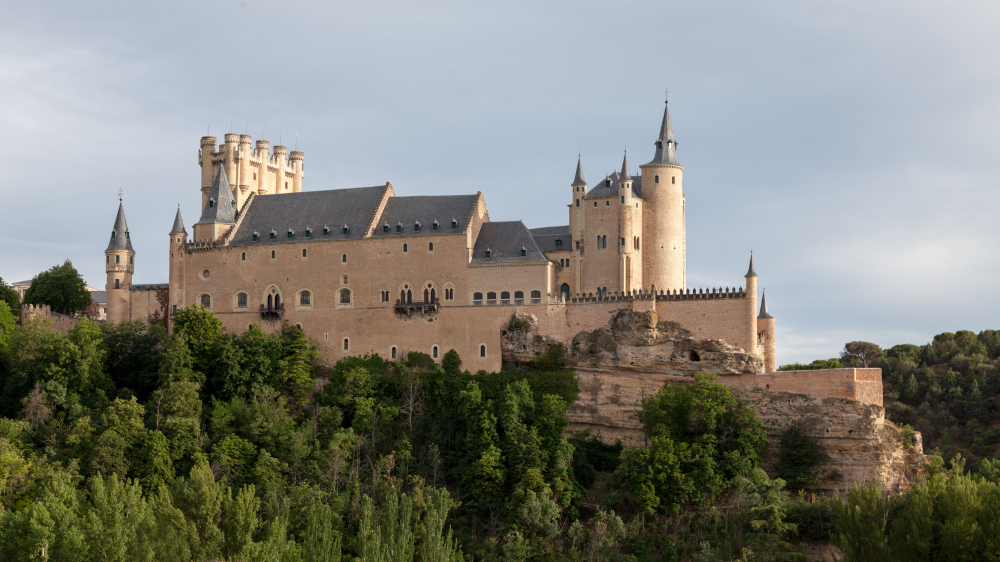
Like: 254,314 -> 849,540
646,101 -> 681,167
528,225 -> 572,253
197,167 -> 237,225
471,221 -> 549,265
586,170 -> 642,199
573,156 -> 586,185
758,291 -> 774,319
371,195 -> 479,238
170,207 -> 187,235
746,254 -> 757,277
229,186 -> 387,246
106,202 -> 134,252
620,153 -> 632,180
90,291 -> 107,304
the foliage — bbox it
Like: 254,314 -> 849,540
776,423 -> 837,490
0,277 -> 20,312
777,358 -> 840,371
841,341 -> 884,368
21,260 -> 92,316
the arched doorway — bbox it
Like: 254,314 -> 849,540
560,283 -> 570,298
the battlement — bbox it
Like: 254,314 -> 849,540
21,303 -> 81,333
565,286 -> 747,304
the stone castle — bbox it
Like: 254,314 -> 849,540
103,100 -> 778,373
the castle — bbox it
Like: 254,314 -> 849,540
104,100 -> 778,372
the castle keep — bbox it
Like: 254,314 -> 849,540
105,100 -> 778,373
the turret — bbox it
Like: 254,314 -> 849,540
273,145 -> 288,192
757,289 -> 777,372
744,253 -> 759,358
617,152 -> 639,292
168,206 -> 187,324
193,167 -> 237,241
254,140 -> 270,194
289,151 -> 304,192
639,99 -> 685,291
105,201 -> 135,323
199,136 -> 218,208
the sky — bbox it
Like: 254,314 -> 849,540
1,1 -> 999,364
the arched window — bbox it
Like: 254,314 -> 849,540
271,250 -> 275,259
430,288 -> 436,302
500,291 -> 510,305
514,290 -> 524,304
241,252 -> 246,261
602,235 -> 607,248
343,338 -> 349,351
433,346 -> 439,359
403,243 -> 408,253
340,289 -> 351,304
655,175 -> 659,183
275,294 -> 281,309
267,294 -> 273,310
486,292 -> 497,305
342,254 -> 347,263
428,242 -> 434,251
300,291 -> 311,306
200,294 -> 211,308
237,293 -> 247,308
530,290 -> 541,304
302,249 -> 307,258
424,288 -> 429,303
480,345 -> 486,358
560,283 -> 570,298
672,176 -> 676,184
473,292 -> 483,305
391,347 -> 397,359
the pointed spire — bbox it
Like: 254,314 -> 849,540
170,206 -> 187,235
745,253 -> 757,277
647,99 -> 681,166
758,290 -> 774,319
197,166 -> 237,225
620,152 -> 632,181
106,202 -> 134,252
573,155 -> 587,185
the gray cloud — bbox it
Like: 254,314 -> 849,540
2,1 -> 999,363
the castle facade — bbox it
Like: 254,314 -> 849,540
104,100 -> 778,372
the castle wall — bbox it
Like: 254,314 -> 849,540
20,304 -> 80,334
654,295 -> 755,354
639,165 -> 685,291
199,135 -> 304,211
129,286 -> 167,323
726,368 -> 883,407
581,197 -> 622,294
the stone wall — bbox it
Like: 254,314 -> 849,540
20,304 -> 80,333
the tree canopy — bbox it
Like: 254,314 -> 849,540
0,277 -> 20,311
21,260 -> 91,316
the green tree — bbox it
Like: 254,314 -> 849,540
831,482 -> 892,562
302,496 -> 343,562
82,473 -> 150,562
172,305 -> 223,375
776,423 -> 834,490
419,488 -> 461,562
841,341 -> 884,368
102,319 -> 166,400
0,301 -> 16,357
0,277 -> 20,311
171,458 -> 225,560
22,260 -> 91,316
223,484 -> 261,562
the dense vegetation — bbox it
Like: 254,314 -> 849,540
20,260 -> 92,317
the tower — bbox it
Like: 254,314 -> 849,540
639,99 -> 685,292
744,253 -> 759,358
105,201 -> 135,323
757,290 -> 777,372
168,206 -> 187,325
617,153 -> 640,292
570,156 -> 587,294
193,167 -> 237,241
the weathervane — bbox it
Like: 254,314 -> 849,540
118,188 -> 124,202
664,88 -> 669,103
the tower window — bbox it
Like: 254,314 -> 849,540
391,346 -> 397,359
209,200 -> 214,208
177,237 -> 181,243
575,199 -> 579,207
241,252 -> 246,261
621,196 -> 624,203
343,338 -> 349,351
672,176 -> 676,184
403,243 -> 408,253
130,256 -> 133,264
342,254 -> 347,263
655,175 -> 659,184
480,345 -> 486,358
115,279 -> 120,289
238,293 -> 247,307
125,232 -> 129,239
593,201 -> 597,207
106,256 -> 109,263
621,237 -> 625,246
115,255 -> 120,264
429,242 -> 434,251
302,249 -> 307,258
433,346 -> 439,359
112,231 -> 116,239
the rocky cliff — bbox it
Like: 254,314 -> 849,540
501,309 -> 925,493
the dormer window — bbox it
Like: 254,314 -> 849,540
305,228 -> 312,238
396,223 -> 402,233
657,141 -> 663,149
125,232 -> 129,239
432,220 -> 439,230
343,224 -> 349,235
414,222 -> 421,232
521,247 -> 526,257
253,232 -> 259,241
209,199 -> 215,208
485,248 -> 491,258
555,239 -> 562,247
270,230 -> 276,240
111,231 -> 116,239
287,229 -> 294,239
383,223 -> 389,233
323,227 -> 329,236
451,219 -> 458,229
605,179 -> 611,187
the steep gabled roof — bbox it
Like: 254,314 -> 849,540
371,195 -> 480,238
529,225 -> 572,253
197,167 -> 237,225
471,221 -> 549,265
585,171 -> 642,200
758,290 -> 774,319
746,253 -> 757,277
620,152 -> 632,181
106,202 -> 134,252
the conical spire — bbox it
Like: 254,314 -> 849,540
745,253 -> 757,277
620,152 -> 632,181
198,166 -> 237,225
647,100 -> 681,166
573,156 -> 587,185
170,206 -> 187,235
758,290 -> 774,319
106,202 -> 134,252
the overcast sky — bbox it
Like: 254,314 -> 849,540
2,1 -> 998,364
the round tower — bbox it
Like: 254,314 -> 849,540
273,145 -> 288,192
168,206 -> 188,329
255,140 -> 270,194
639,99 -> 685,292
744,254 -> 759,358
105,201 -> 135,323
569,156 -> 587,294
757,290 -> 777,372
200,136 -> 218,209
617,153 -> 638,292
289,151 -> 304,192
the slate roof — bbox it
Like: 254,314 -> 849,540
585,171 -> 642,199
646,101 -> 681,167
529,225 -> 572,253
620,153 -> 632,181
90,291 -> 107,304
746,254 -> 757,277
573,156 -> 587,185
170,207 -> 187,235
229,186 -> 387,246
106,202 -> 134,252
758,291 -> 774,319
371,195 -> 479,238
471,221 -> 549,265
197,167 -> 237,225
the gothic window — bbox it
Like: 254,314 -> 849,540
655,175 -> 659,184
340,289 -> 351,304
241,252 -> 246,261
343,338 -> 349,351
201,294 -> 211,308
300,291 -> 311,306
381,290 -> 390,302
267,294 -> 273,310
275,294 -> 281,309
429,242 -> 434,251
342,254 -> 347,263
237,293 -> 247,308
530,290 -> 541,304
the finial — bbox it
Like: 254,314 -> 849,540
118,188 -> 123,202
745,251 -> 757,277
664,87 -> 669,103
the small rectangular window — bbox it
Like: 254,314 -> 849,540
432,223 -> 438,230
270,232 -> 276,240
451,220 -> 457,229
397,225 -> 402,232
305,230 -> 311,238
324,228 -> 330,235
253,233 -> 258,241
383,225 -> 389,233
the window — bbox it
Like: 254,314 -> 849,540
115,278 -> 120,289
530,290 -> 541,304
500,291 -> 510,305
429,242 -> 434,251
343,225 -> 349,235
342,254 -> 347,263
403,243 -> 408,253
487,292 -> 497,305
480,345 -> 486,358
287,231 -> 293,239
432,221 -> 438,230
112,231 -> 116,239
575,199 -> 579,207
433,346 -> 439,359
655,175 -> 659,184
209,200 -> 214,208
270,231 -> 276,240
605,179 -> 611,187
305,230 -> 311,238
271,250 -> 276,259
238,293 -> 247,307
391,347 -> 397,359
285,181 -> 288,189
672,176 -> 676,184
130,256 -> 133,264
593,201 -> 597,207
576,241 -> 580,249
106,256 -> 109,263
343,275 -> 348,284
302,249 -> 307,258
555,239 -> 562,247
473,292 -> 483,306
621,196 -> 624,203
177,237 -> 181,243
340,289 -> 351,304
203,270 -> 210,278
201,294 -> 211,308
116,255 -> 120,264
520,248 -> 526,256
445,288 -> 454,300
343,338 -> 349,351
451,220 -> 457,229
172,304 -> 177,314
300,291 -> 311,305
383,225 -> 389,233
621,237 -> 626,246
560,283 -> 570,297
324,227 -> 330,235
514,290 -> 524,305
414,223 -> 420,232
381,290 -> 390,302
603,235 -> 607,248
606,201 -> 610,206
485,249 -> 491,258
396,224 -> 402,232
241,252 -> 246,261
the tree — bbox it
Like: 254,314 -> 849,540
0,277 -> 19,312
841,341 -> 884,368
776,423 -> 834,490
102,320 -> 166,401
82,473 -> 150,562
172,305 -> 223,375
21,260 -> 91,316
